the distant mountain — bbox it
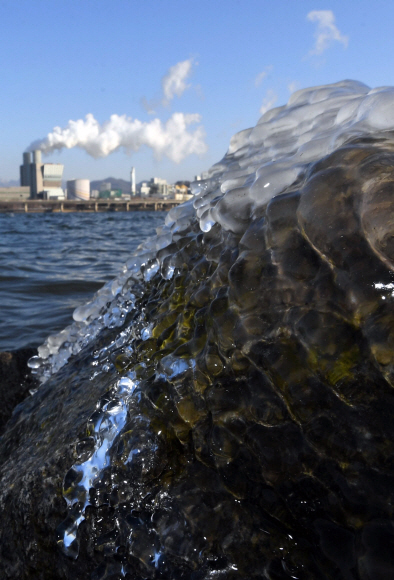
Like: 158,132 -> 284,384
90,177 -> 131,193
0,179 -> 20,187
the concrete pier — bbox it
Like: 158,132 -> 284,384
0,197 -> 182,214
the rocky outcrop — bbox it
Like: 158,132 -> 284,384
2,82 -> 394,579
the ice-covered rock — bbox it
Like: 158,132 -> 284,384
2,80 -> 394,579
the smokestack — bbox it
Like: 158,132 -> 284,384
20,152 -> 31,187
30,149 -> 43,199
131,167 -> 136,196
33,150 -> 42,164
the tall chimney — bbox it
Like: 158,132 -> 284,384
20,152 -> 31,186
30,149 -> 43,198
33,150 -> 42,164
131,167 -> 136,196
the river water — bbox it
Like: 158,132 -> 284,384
0,211 -> 167,351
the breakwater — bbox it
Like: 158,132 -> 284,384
0,197 -> 181,213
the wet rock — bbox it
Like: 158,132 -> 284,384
0,348 -> 37,435
2,81 -> 394,579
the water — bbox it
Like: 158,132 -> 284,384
0,211 -> 166,351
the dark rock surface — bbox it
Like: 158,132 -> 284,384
3,85 -> 394,579
2,141 -> 394,579
0,348 -> 37,436
0,343 -> 117,579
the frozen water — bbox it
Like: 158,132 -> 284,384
29,80 -> 394,382
23,80 -> 394,577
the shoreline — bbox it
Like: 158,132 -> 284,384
0,197 -> 182,213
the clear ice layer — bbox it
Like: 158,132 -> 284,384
25,80 -> 394,578
29,80 -> 394,382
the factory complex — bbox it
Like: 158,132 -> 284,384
0,152 -> 206,203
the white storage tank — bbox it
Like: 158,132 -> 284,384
67,179 -> 90,200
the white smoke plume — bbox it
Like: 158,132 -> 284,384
307,10 -> 348,55
28,112 -> 207,163
162,59 -> 193,104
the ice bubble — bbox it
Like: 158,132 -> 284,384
142,259 -> 160,282
111,280 -> 122,296
155,232 -> 173,250
125,255 -> 145,273
27,355 -> 44,369
103,306 -> 125,329
141,324 -> 153,341
73,302 -> 95,323
37,345 -> 50,359
161,261 -> 175,280
199,209 -> 216,232
116,377 -> 137,396
160,354 -> 195,379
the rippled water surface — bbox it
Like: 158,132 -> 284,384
0,211 -> 166,351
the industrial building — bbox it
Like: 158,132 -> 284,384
0,153 -> 196,204
67,179 -> 90,201
95,181 -> 123,199
151,177 -> 171,197
100,182 -> 111,192
98,189 -> 123,199
0,187 -> 30,202
137,177 -> 172,198
20,150 -> 65,199
174,183 -> 192,201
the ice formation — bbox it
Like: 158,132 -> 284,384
29,80 -> 394,382
26,80 -> 394,579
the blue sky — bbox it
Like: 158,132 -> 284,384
1,0 -> 394,184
